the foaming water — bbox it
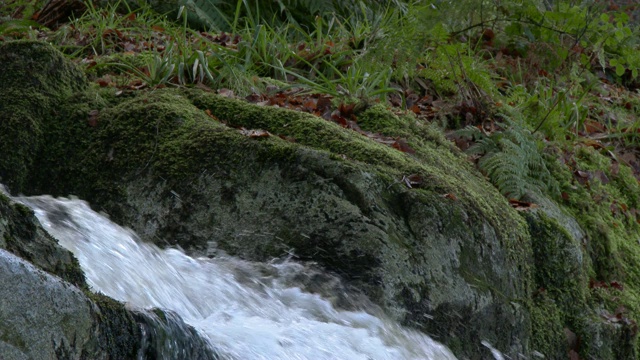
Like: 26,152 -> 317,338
18,195 -> 457,360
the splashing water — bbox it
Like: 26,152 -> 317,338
18,195 -> 458,360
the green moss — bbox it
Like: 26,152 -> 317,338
15,78 -> 528,275
34,84 -> 532,296
28,87 -> 108,196
32,89 -> 207,201
524,209 -> 593,357
0,40 -> 87,193
542,145 -> 640,355
587,287 -> 639,357
529,295 -> 567,357
86,291 -> 141,359
97,91 -> 202,170
562,146 -> 640,284
356,104 -> 461,156
85,52 -> 156,78
41,85 -> 529,261
526,211 -> 588,309
0,39 -> 537,355
185,88 -> 528,252
356,104 -> 411,135
156,120 -> 300,179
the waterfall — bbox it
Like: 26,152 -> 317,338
17,195 -> 458,360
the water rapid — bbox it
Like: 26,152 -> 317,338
18,195 -> 458,360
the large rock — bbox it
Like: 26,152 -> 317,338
4,41 -> 534,358
3,39 -> 640,359
0,40 -> 87,193
0,248 -> 133,359
0,248 -> 93,359
0,41 -> 217,360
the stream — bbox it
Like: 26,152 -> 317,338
17,194 -> 459,360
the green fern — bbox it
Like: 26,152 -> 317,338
419,43 -> 498,98
457,116 -> 558,200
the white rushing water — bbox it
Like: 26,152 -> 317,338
18,195 -> 458,360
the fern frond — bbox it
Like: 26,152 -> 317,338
459,116 -> 558,200
467,136 -> 498,156
455,125 -> 483,139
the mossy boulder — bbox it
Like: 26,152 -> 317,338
5,39 -> 640,359
521,161 -> 640,359
102,91 -> 532,358
0,40 -> 87,193
0,39 -> 217,356
26,85 -> 533,358
550,146 -> 640,358
0,41 -> 536,358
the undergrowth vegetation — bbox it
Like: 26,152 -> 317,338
3,0 -> 640,356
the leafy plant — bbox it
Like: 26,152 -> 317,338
69,0 -> 133,55
420,42 -> 498,98
115,49 -> 176,87
178,0 -> 232,31
457,114 -> 558,200
0,19 -> 42,37
444,0 -> 639,82
278,58 -> 397,102
174,6 -> 217,85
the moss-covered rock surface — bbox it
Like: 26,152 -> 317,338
0,40 -> 87,193
3,39 -> 640,359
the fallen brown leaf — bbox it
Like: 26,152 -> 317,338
240,128 -> 271,138
87,109 -> 99,127
509,199 -> 538,211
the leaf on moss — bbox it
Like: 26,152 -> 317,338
402,174 -> 424,189
239,128 -> 271,138
509,199 -> 537,211
87,109 -> 99,127
442,193 -> 458,200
